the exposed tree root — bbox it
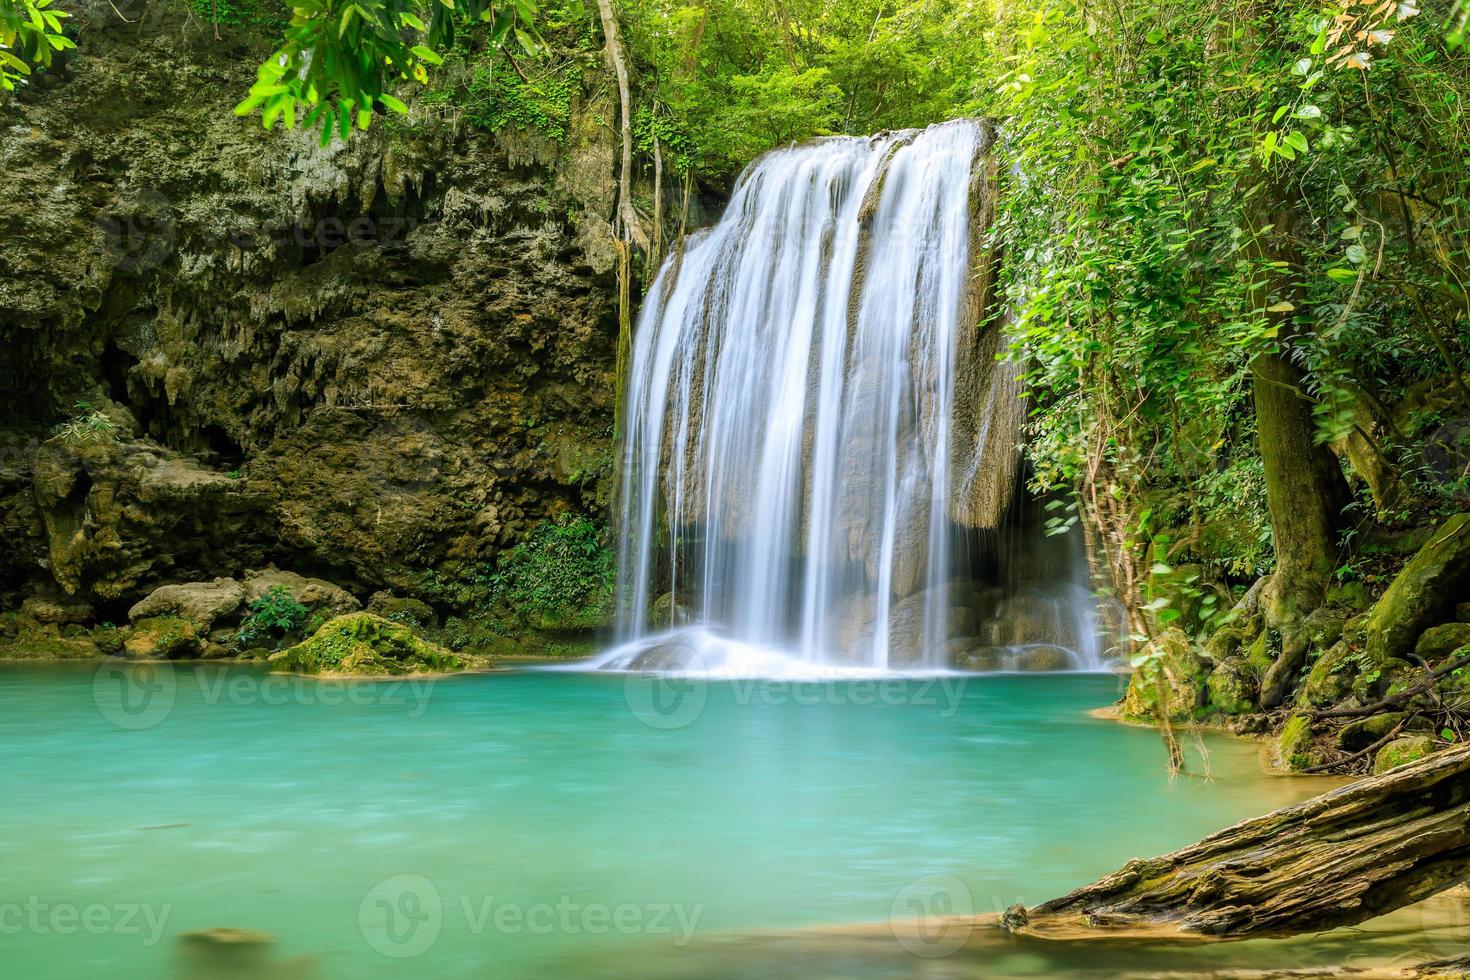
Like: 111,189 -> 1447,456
1002,744 -> 1470,941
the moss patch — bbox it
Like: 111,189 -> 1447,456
269,613 -> 479,676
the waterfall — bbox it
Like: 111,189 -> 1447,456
594,119 -> 1105,675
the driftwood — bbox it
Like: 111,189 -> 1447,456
1004,743 -> 1470,941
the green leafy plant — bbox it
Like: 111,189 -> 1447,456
236,586 -> 310,648
50,402 -> 117,446
0,0 -> 72,95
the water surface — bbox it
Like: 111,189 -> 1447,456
3,664 -> 1455,978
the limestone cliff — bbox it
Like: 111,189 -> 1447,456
0,5 -> 622,619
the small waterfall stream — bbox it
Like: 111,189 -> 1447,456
594,120 -> 1105,675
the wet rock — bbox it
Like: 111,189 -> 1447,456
0,14 -> 621,612
1457,601 -> 1470,623
948,645 -> 1007,672
650,592 -> 695,628
1205,656 -> 1257,715
124,616 -> 202,659
1011,645 -> 1077,671
1415,623 -> 1470,664
1365,513 -> 1470,663
128,578 -> 244,630
1373,735 -> 1438,775
626,643 -> 701,671
269,613 -> 473,675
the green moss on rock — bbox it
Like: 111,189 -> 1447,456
1365,513 -> 1470,663
1416,624 -> 1470,664
269,613 -> 479,676
124,616 -> 202,659
1204,656 -> 1257,715
1372,734 -> 1437,774
1276,713 -> 1326,771
1122,629 -> 1208,722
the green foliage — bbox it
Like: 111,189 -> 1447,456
0,0 -> 71,95
51,401 -> 117,446
188,0 -> 289,31
418,8 -> 589,139
234,0 -> 544,143
236,586 -> 309,648
490,514 -> 614,631
422,515 -> 613,636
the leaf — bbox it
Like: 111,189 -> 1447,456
379,93 -> 407,114
1285,130 -> 1309,153
1326,267 -> 1359,282
410,45 -> 444,66
1267,301 -> 1296,312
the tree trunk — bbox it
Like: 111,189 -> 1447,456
1002,743 -> 1470,941
595,0 -> 647,252
1254,348 -> 1347,630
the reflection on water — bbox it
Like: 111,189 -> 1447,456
1,663 -> 1460,978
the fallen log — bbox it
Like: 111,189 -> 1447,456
1004,743 -> 1470,941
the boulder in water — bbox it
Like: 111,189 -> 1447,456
269,613 -> 475,675
625,643 -> 702,671
1011,645 -> 1077,671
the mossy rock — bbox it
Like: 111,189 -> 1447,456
365,592 -> 438,630
1244,628 -> 1274,675
1355,656 -> 1414,703
1336,712 -> 1430,753
1122,629 -> 1208,723
1203,625 -> 1248,663
1277,713 -> 1328,771
269,613 -> 479,676
1325,579 -> 1370,612
1365,513 -> 1470,663
123,616 -> 202,659
1416,624 -> 1470,664
1372,734 -> 1438,775
0,633 -> 103,659
1205,656 -> 1257,716
1296,641 -> 1358,709
1302,607 -> 1348,653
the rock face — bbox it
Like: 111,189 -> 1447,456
1365,513 -> 1470,663
129,578 -> 245,629
0,10 -> 620,614
269,613 -> 475,675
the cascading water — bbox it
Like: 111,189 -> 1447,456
593,119 -> 1106,675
